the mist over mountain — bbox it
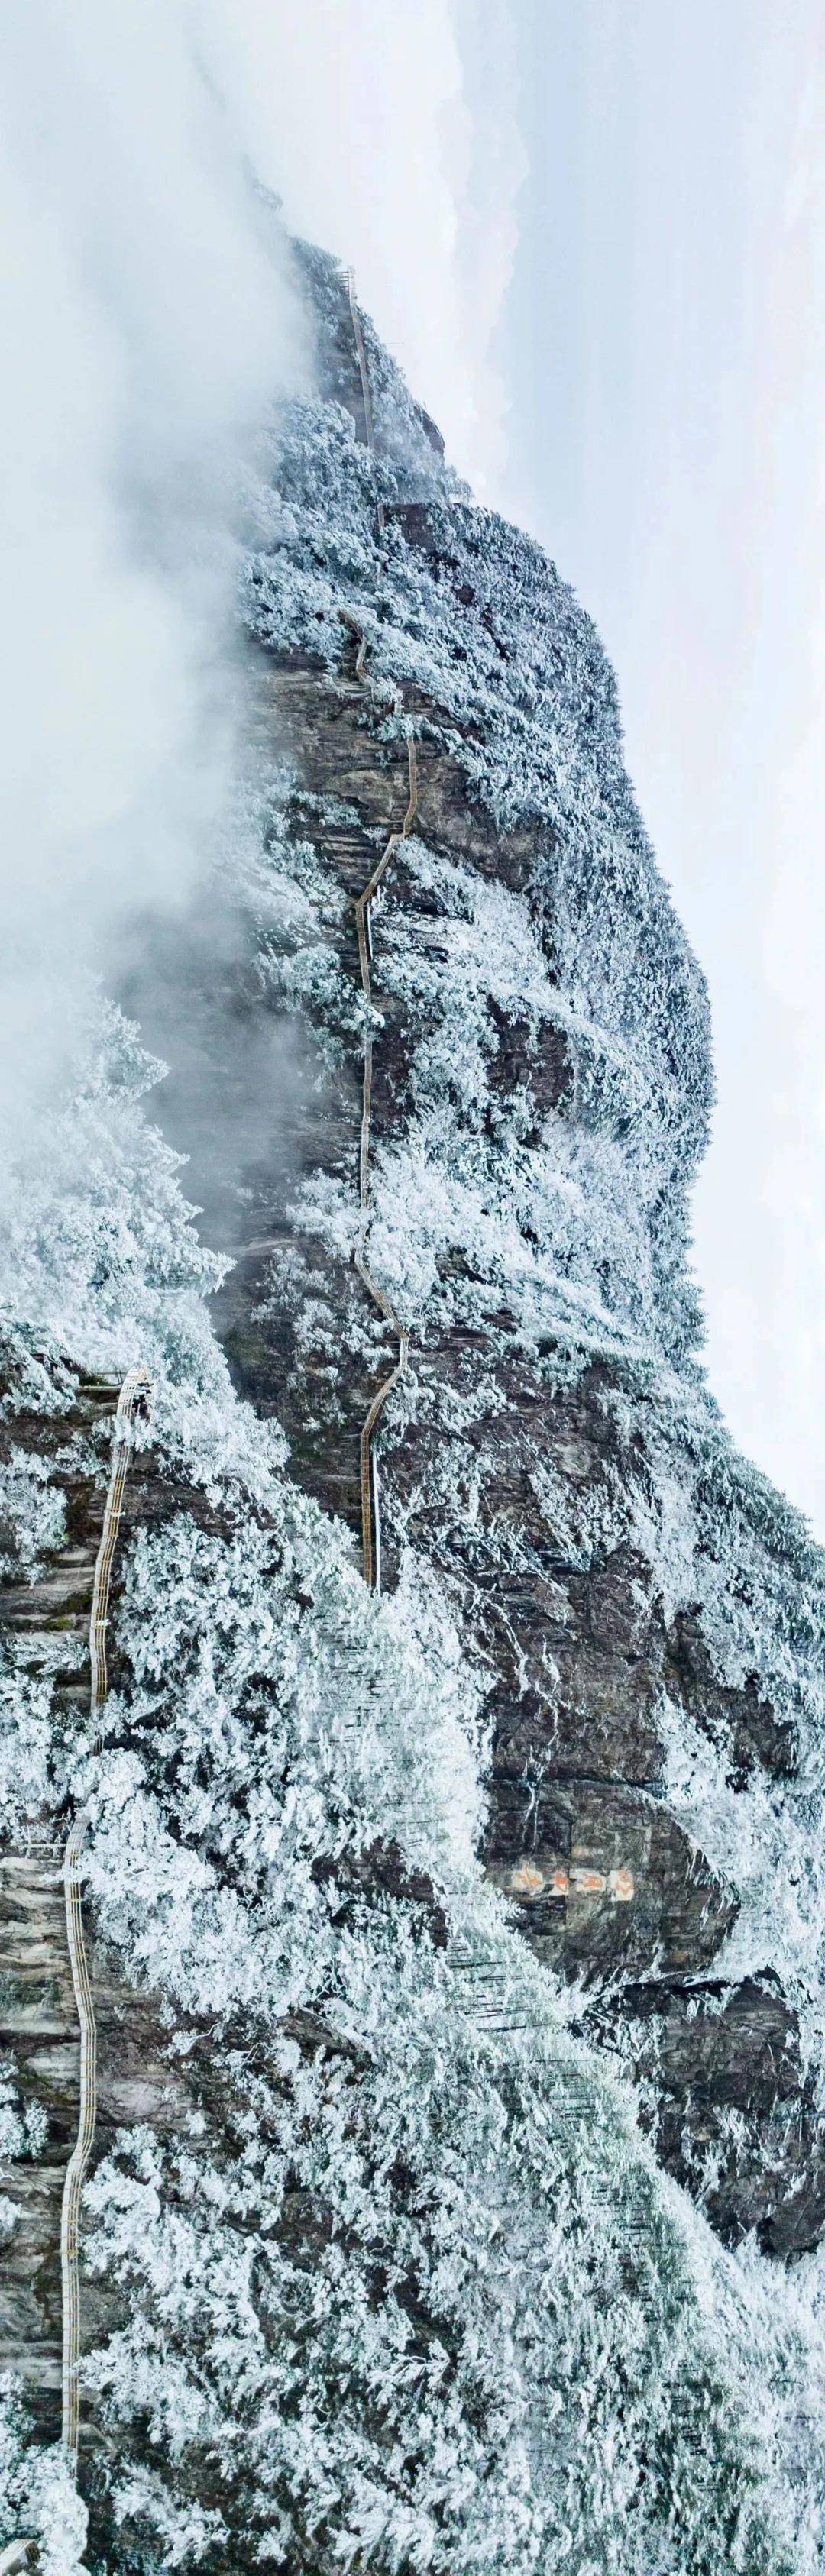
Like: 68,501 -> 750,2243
2,196 -> 825,2576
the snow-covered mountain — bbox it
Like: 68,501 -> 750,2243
2,215 -> 825,2574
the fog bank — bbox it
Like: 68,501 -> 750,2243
0,0 -> 304,1154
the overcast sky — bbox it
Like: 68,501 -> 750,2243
499,0 -> 825,1540
231,0 -> 824,1535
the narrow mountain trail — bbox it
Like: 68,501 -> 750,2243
60,1370 -> 151,2469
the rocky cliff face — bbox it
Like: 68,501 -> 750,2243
206,236 -> 825,2253
2,222 -> 825,2574
209,635 -> 825,2258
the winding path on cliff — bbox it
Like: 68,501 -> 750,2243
60,1370 -> 151,2471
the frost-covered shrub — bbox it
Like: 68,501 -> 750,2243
0,999 -> 228,1401
0,1453 -> 66,1581
0,2064 -> 47,2165
0,2392 -> 87,2576
83,1506 -> 481,2018
0,1653 -> 57,1843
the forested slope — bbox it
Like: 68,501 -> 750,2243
2,219 -> 825,2574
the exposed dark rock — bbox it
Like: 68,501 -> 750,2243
665,1609 -> 798,1783
610,1975 -> 825,2254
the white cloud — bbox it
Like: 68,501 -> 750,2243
0,0 -> 304,1147
199,0 -> 526,493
